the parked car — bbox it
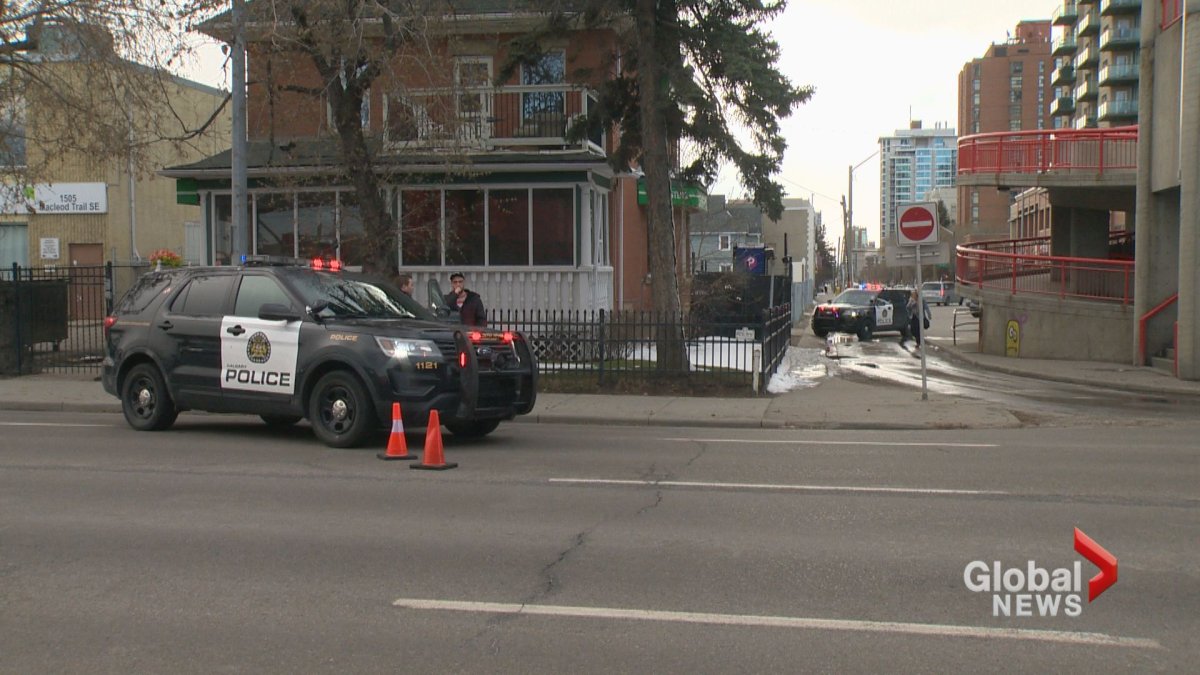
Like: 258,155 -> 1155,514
101,256 -> 537,447
921,281 -> 960,306
811,287 -> 912,341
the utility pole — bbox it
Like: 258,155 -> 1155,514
230,0 -> 248,262
840,195 -> 849,289
847,150 -> 880,286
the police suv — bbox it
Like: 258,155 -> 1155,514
101,257 -> 537,447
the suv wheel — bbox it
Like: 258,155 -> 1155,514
308,371 -> 376,448
444,419 -> 501,439
856,321 -> 874,342
122,363 -> 179,431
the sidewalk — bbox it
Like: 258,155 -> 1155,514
0,331 -> 1195,431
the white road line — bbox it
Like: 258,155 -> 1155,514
660,437 -> 998,448
391,598 -> 1160,649
548,478 -> 1008,496
0,422 -> 111,427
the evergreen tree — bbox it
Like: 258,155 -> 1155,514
509,0 -> 812,370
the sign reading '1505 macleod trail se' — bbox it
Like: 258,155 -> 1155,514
220,317 -> 300,394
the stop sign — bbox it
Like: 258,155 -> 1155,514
897,203 -> 938,246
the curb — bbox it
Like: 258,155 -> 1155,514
931,343 -> 1200,399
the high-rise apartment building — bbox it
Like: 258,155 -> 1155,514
1049,0 -> 1141,130
956,21 -> 1055,241
878,121 -> 957,245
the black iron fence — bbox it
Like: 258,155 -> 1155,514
1,262 -> 150,375
491,304 -> 792,392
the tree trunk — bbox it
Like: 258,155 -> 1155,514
324,71 -> 398,279
634,0 -> 687,372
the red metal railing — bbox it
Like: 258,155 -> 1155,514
1162,0 -> 1183,29
1137,293 -> 1178,366
958,126 -> 1138,176
956,236 -> 1134,304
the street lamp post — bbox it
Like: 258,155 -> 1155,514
845,150 -> 880,286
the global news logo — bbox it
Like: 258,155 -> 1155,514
963,528 -> 1117,618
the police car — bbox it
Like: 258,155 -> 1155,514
810,287 -> 913,341
101,257 -> 537,447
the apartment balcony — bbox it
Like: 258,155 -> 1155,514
1051,63 -> 1076,86
1100,0 -> 1141,16
1052,1 -> 1079,25
1077,11 -> 1101,35
1098,62 -> 1139,85
1050,96 -> 1077,116
1074,114 -> 1098,129
1074,77 -> 1099,100
1098,99 -> 1139,121
1053,35 -> 1079,55
1074,45 -> 1099,69
383,84 -> 604,153
1100,26 -> 1140,51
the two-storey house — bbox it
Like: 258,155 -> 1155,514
168,1 -> 691,312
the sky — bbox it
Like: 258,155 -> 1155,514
175,0 -> 1060,248
710,0 -> 1060,247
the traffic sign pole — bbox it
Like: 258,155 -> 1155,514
914,244 -> 928,401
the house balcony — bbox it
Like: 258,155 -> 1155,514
1074,77 -> 1099,101
1051,63 -> 1076,86
1098,62 -> 1139,85
1099,26 -> 1140,51
1050,96 -> 1077,116
1073,45 -> 1099,70
1074,114 -> 1098,129
1077,11 -> 1101,35
1053,35 -> 1079,55
1100,0 -> 1141,15
1052,1 -> 1079,25
1098,99 -> 1139,121
383,84 -> 604,153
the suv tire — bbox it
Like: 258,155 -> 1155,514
122,363 -> 179,431
444,419 -> 501,439
856,321 -> 874,342
308,371 -> 376,448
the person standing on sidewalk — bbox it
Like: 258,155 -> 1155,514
905,289 -> 931,348
443,272 -> 487,326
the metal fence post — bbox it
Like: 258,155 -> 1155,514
598,308 -> 606,387
12,262 -> 22,375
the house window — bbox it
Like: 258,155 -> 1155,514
400,190 -> 441,265
455,57 -> 492,140
718,262 -> 733,272
445,189 -> 485,266
488,189 -> 529,265
532,188 -> 573,265
521,51 -> 565,122
0,98 -> 25,167
0,222 -> 28,267
718,234 -> 732,251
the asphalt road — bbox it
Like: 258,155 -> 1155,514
2,412 -> 1197,672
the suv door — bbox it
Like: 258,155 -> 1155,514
220,274 -> 303,399
156,272 -> 236,406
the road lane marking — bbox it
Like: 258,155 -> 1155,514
391,598 -> 1160,649
0,422 -> 112,427
549,478 -> 1007,496
660,437 -> 998,448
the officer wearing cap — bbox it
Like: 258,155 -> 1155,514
443,272 -> 487,326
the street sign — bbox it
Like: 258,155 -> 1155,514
897,202 -> 939,246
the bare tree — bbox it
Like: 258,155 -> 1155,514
1,1 -> 227,191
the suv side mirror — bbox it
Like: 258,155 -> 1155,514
259,303 -> 302,322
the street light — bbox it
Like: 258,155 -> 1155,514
843,149 -> 879,286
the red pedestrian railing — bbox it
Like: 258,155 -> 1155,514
958,126 -> 1138,176
1137,293 -> 1178,367
956,234 -> 1134,305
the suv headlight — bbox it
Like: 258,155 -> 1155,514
375,337 -> 439,360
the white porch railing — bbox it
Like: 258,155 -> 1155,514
406,267 -> 614,314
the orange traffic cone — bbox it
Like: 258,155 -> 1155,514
377,402 -> 416,461
410,409 -> 457,470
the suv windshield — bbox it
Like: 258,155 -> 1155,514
289,271 -> 434,320
921,282 -> 942,291
833,289 -> 874,305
